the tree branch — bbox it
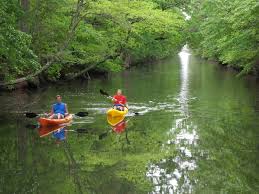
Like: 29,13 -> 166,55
0,0 -> 86,87
65,54 -> 119,80
0,61 -> 52,86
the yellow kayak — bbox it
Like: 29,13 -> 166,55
107,107 -> 128,126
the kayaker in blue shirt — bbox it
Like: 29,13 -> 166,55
49,95 -> 69,119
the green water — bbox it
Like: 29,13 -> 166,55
0,47 -> 258,194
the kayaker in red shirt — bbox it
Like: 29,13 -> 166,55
112,89 -> 128,111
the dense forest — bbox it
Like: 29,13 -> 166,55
0,0 -> 258,89
187,0 -> 259,75
0,0 -> 187,88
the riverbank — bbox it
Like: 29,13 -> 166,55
0,54 -> 177,91
197,54 -> 259,78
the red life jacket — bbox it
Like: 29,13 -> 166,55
113,95 -> 127,105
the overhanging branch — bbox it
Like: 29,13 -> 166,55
0,0 -> 86,87
65,54 -> 120,80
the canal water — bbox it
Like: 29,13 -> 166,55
0,46 -> 258,193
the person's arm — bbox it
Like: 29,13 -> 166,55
124,97 -> 128,109
47,105 -> 54,118
65,104 -> 69,116
50,105 -> 54,115
112,95 -> 117,103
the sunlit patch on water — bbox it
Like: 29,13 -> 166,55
175,127 -> 198,145
85,107 -> 109,114
146,45 -> 200,193
147,117 -> 199,193
82,101 -> 182,116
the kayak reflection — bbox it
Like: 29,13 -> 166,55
38,125 -> 67,143
52,127 -> 66,142
38,125 -> 65,138
100,119 -> 130,144
113,120 -> 130,144
112,120 -> 127,134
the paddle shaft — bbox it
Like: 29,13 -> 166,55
25,111 -> 88,118
65,129 -> 89,133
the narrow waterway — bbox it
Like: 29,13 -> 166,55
0,46 -> 258,193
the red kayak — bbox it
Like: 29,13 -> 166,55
38,114 -> 73,126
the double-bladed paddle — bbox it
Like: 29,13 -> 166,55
25,123 -> 91,134
66,128 -> 91,133
25,111 -> 88,118
100,89 -> 113,99
99,89 -> 139,115
99,129 -> 112,140
25,112 -> 40,118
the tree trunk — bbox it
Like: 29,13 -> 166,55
124,53 -> 131,68
0,0 -> 86,87
20,0 -> 30,32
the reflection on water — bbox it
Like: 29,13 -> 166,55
178,45 -> 191,115
147,45 -> 199,193
111,120 -> 127,134
0,45 -> 258,193
52,128 -> 66,142
38,125 -> 67,143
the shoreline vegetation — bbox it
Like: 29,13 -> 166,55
0,0 -> 187,90
187,0 -> 259,76
0,0 -> 258,91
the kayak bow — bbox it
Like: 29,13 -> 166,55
107,107 -> 128,126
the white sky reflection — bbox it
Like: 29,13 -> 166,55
147,45 -> 199,194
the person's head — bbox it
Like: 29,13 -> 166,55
117,89 -> 122,95
56,95 -> 62,103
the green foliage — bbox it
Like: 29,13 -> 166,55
98,59 -> 123,73
152,0 -> 191,11
0,0 -> 186,84
0,0 -> 40,82
47,63 -> 63,81
62,0 -> 186,75
29,0 -> 70,57
187,0 -> 259,74
94,0 -> 186,62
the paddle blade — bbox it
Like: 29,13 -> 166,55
76,128 -> 89,133
25,112 -> 38,118
100,89 -> 109,96
75,112 -> 88,117
99,132 -> 108,140
25,124 -> 38,129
